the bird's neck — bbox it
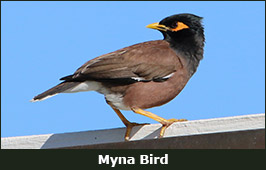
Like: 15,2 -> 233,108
165,35 -> 204,77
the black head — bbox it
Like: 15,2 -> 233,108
146,13 -> 204,46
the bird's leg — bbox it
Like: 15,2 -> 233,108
106,101 -> 149,141
131,107 -> 187,138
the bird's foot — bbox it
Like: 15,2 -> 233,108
124,122 -> 150,141
159,118 -> 187,138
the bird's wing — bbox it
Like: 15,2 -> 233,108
60,40 -> 181,83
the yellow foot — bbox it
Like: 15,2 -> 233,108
124,122 -> 149,141
159,118 -> 187,138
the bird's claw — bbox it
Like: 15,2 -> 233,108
159,118 -> 187,138
124,122 -> 150,141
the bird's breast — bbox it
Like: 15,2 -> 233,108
122,69 -> 190,110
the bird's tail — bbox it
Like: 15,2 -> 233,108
30,82 -> 79,102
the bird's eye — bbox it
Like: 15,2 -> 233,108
170,22 -> 178,28
171,22 -> 189,32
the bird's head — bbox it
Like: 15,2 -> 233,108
146,13 -> 204,46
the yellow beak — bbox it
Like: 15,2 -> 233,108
146,22 -> 168,32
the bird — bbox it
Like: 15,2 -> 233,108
31,13 -> 205,141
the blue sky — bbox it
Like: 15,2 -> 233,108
2,1 -> 265,137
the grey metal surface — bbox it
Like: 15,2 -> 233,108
60,129 -> 265,149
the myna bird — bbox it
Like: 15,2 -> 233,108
31,13 -> 205,141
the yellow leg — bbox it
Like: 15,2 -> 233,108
131,107 -> 187,138
107,102 -> 149,141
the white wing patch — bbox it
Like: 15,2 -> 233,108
131,77 -> 146,81
131,72 -> 175,82
162,72 -> 175,79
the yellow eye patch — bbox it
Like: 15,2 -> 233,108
171,22 -> 189,32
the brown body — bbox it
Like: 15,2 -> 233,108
86,40 -> 191,110
123,65 -> 189,109
100,40 -> 190,109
